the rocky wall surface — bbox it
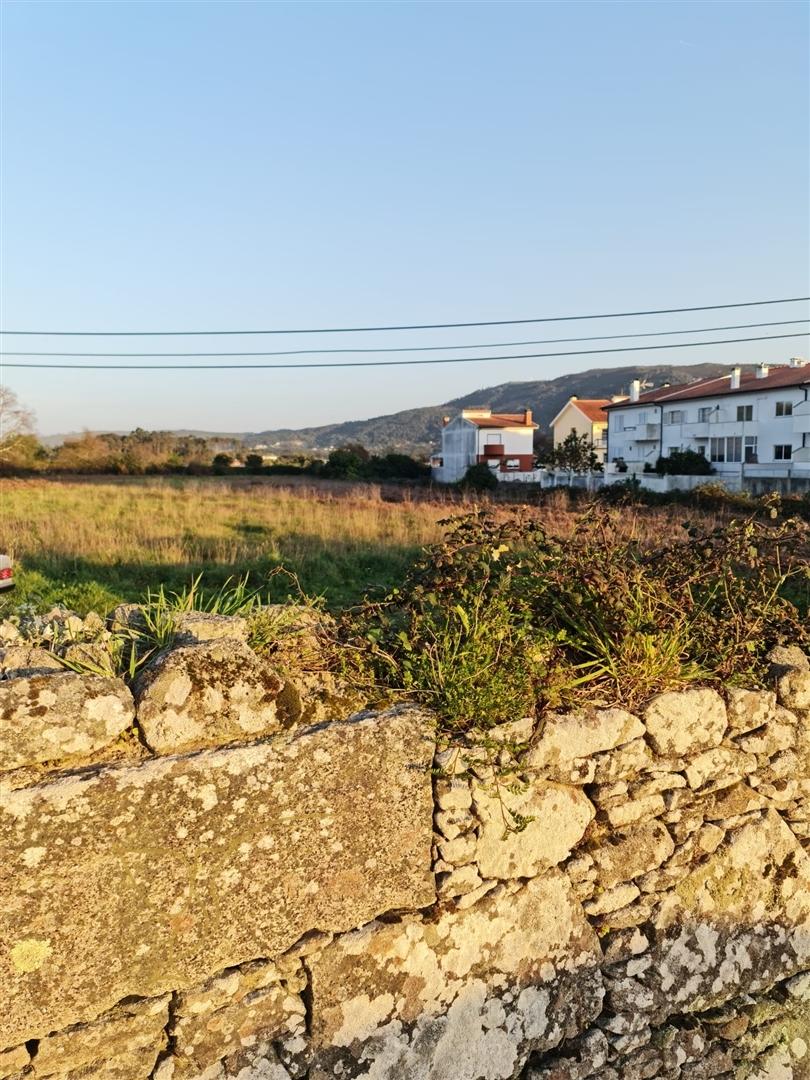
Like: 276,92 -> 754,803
1,610 -> 809,1080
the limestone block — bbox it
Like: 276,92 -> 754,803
766,644 -> 809,677
605,794 -> 665,828
648,810 -> 810,1019
473,780 -> 594,879
0,647 -> 63,679
171,612 -> 249,645
590,820 -> 675,889
527,709 -> 644,780
0,673 -> 134,771
58,642 -> 116,676
777,668 -> 810,712
30,994 -> 169,1077
170,958 -> 306,1075
133,639 -> 284,754
591,738 -> 655,784
583,883 -> 640,916
0,1044 -> 29,1077
725,687 -> 777,734
306,873 -> 604,1080
0,706 -> 435,1047
684,746 -> 757,790
734,716 -> 796,757
643,689 -> 727,757
0,621 -> 21,645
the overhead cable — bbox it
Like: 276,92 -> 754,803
1,296 -> 808,337
2,331 -> 807,370
2,319 -> 807,358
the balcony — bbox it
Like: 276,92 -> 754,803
483,444 -> 505,456
634,424 -> 661,441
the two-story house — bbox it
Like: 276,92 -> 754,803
604,358 -> 810,490
431,408 -> 538,483
549,397 -> 613,464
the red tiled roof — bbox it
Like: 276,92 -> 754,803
465,413 -> 537,429
604,364 -> 809,408
571,399 -> 610,423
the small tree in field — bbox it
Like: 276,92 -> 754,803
0,387 -> 35,460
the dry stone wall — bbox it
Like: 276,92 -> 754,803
1,610 -> 809,1080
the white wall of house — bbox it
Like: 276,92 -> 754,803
606,381 -> 810,480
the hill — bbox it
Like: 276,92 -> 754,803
247,363 -> 744,456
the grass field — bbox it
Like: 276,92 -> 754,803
0,475 -> 801,617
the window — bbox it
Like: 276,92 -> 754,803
637,412 -> 647,424
775,401 -> 794,417
710,436 -> 742,463
614,415 -> 625,432
667,446 -> 680,456
664,410 -> 684,424
744,436 -> 758,464
736,405 -> 753,422
698,407 -> 713,422
505,458 -> 521,469
774,445 -> 793,460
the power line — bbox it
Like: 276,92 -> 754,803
1,297 -> 807,337
2,319 -> 807,358
2,331 -> 807,370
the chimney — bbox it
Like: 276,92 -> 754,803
789,356 -> 807,368
756,363 -> 770,379
730,366 -> 742,390
630,379 -> 641,403
442,415 -> 451,426
524,408 -> 532,424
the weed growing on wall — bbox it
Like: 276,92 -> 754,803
341,507 -> 809,731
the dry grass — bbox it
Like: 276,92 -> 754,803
0,476 -> 745,615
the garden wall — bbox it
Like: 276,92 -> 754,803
1,613 -> 809,1080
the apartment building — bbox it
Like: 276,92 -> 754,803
603,359 -> 810,490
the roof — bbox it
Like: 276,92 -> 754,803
604,364 -> 809,409
572,399 -> 610,423
549,397 -> 610,430
462,412 -> 538,429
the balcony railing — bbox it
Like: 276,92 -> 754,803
634,424 -> 661,441
483,444 -> 505,455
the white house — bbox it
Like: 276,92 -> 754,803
604,358 -> 810,492
431,408 -> 538,483
549,397 -> 613,464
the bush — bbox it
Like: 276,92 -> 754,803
460,462 -> 499,491
341,508 -> 809,735
655,449 -> 714,476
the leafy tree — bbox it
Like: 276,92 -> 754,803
551,430 -> 600,472
245,453 -> 265,472
321,445 -> 370,479
212,452 -> 234,473
0,387 -> 35,460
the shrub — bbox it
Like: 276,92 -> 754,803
460,462 -> 499,491
341,507 -> 809,734
655,449 -> 714,476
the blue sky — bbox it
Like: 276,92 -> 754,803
2,0 -> 808,436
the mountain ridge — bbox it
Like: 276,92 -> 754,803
42,363 -> 753,454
